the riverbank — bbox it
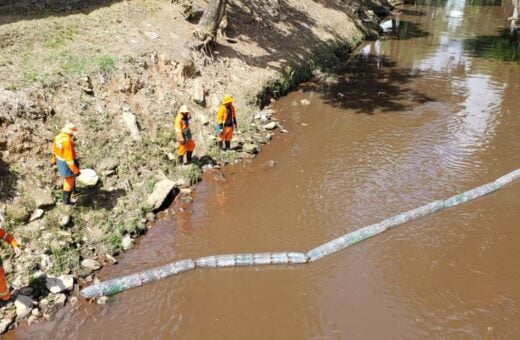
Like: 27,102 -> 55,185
0,0 -> 394,333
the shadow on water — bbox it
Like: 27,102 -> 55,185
400,9 -> 427,16
382,20 -> 431,40
0,158 -> 18,202
0,0 -> 124,26
316,54 -> 435,114
463,28 -> 520,61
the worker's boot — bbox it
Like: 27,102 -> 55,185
225,141 -> 231,151
217,141 -> 223,151
62,191 -> 73,205
178,155 -> 184,165
187,151 -> 193,164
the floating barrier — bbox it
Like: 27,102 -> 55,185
80,259 -> 195,298
196,252 -> 309,268
80,169 -> 520,298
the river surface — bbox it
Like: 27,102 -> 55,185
16,0 -> 520,338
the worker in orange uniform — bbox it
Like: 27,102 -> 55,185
0,228 -> 21,302
216,94 -> 237,151
174,105 -> 196,165
51,123 -> 81,205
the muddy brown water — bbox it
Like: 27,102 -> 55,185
15,0 -> 520,339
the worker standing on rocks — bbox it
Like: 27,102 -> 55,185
216,94 -> 237,151
51,123 -> 81,205
174,105 -> 195,165
0,228 -> 21,302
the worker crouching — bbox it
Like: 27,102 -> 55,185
216,94 -> 237,151
174,105 -> 196,165
51,123 -> 81,205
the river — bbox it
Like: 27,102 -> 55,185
15,0 -> 520,338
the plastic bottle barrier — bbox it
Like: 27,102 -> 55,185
80,169 -> 520,298
80,259 -> 195,298
196,252 -> 309,268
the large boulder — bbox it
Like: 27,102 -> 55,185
31,187 -> 55,208
192,79 -> 205,106
146,179 -> 175,211
122,108 -> 142,142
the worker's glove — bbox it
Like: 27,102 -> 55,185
14,246 -> 21,257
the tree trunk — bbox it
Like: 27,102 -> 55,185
192,0 -> 228,52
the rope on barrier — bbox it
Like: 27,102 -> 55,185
80,168 -> 520,299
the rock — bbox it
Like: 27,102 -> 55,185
180,188 -> 192,194
80,75 -> 94,94
262,122 -> 277,130
146,179 -> 175,211
98,157 -> 119,171
70,296 -> 79,308
38,298 -> 49,310
59,215 -> 71,227
52,294 -> 67,309
192,79 -> 205,106
122,109 -> 142,142
19,286 -> 34,296
28,314 -> 39,325
31,187 -> 55,208
181,196 -> 193,203
15,295 -> 33,319
45,275 -> 74,293
29,209 -> 44,222
76,168 -> 99,187
0,317 -> 14,335
105,254 -> 118,264
243,143 -> 258,154
31,308 -> 40,317
40,254 -> 52,271
5,204 -> 30,223
121,234 -> 133,251
81,259 -> 102,271
96,296 -> 108,305
300,99 -> 311,105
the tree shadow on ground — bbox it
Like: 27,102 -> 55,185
0,0 -> 124,26
75,187 -> 126,209
0,158 -> 18,203
215,0 -> 385,73
314,54 -> 435,114
463,27 -> 520,61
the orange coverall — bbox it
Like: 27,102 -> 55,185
0,229 -> 19,301
174,112 -> 196,157
216,103 -> 237,143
